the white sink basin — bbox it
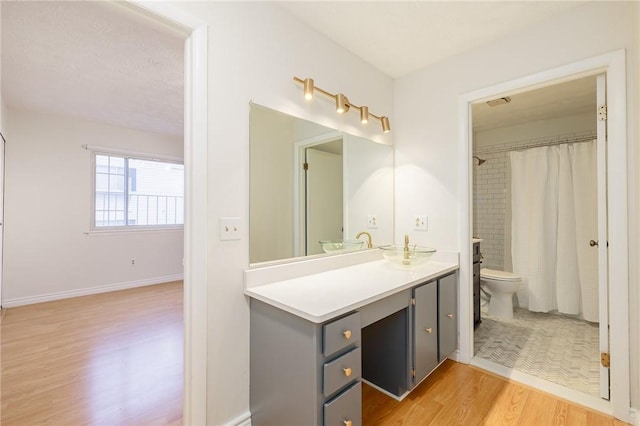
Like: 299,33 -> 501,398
379,245 -> 437,266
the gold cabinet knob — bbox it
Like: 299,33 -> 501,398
343,367 -> 352,377
343,330 -> 352,339
425,327 -> 433,334
447,314 -> 454,319
344,421 -> 352,426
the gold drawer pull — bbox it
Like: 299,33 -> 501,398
344,421 -> 352,426
447,314 -> 454,319
343,330 -> 352,339
425,327 -> 433,334
343,367 -> 352,377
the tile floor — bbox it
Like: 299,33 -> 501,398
474,306 -> 600,397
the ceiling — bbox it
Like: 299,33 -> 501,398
276,2 -> 581,79
2,1 -> 593,137
472,75 -> 597,133
1,1 -> 186,137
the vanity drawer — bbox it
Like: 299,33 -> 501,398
323,312 -> 360,357
324,381 -> 361,426
323,347 -> 361,397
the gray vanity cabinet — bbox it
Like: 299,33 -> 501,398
438,273 -> 458,362
249,268 -> 459,424
412,281 -> 438,386
250,299 -> 361,426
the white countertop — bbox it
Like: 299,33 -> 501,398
244,253 -> 458,323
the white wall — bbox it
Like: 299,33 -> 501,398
2,107 -> 184,305
344,134 -> 394,246
170,2 -> 394,424
474,112 -> 597,148
394,0 -> 638,409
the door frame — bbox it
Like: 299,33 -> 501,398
293,131 -> 343,256
127,2 -> 208,425
457,50 -> 629,421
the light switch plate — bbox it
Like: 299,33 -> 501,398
220,217 -> 241,241
414,215 -> 428,231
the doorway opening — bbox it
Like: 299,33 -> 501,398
470,75 -> 605,399
458,50 -> 629,422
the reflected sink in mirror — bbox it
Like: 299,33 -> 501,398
319,240 -> 365,254
379,245 -> 437,266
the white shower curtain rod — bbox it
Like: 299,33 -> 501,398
475,132 -> 596,155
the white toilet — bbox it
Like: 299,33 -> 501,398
480,268 -> 522,320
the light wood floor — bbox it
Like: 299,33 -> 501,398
0,282 -> 183,425
1,282 -> 628,425
363,360 -> 628,425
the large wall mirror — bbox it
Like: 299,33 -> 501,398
250,103 -> 394,264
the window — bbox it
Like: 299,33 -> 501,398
93,153 -> 184,229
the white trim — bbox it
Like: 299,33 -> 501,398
361,378 -> 409,402
458,50 -> 629,422
85,226 -> 183,236
630,407 -> 639,426
1,274 -> 183,308
470,357 -> 614,416
225,411 -> 252,426
82,144 -> 184,163
128,2 -> 209,425
181,23 -> 209,426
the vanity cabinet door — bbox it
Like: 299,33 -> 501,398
412,281 -> 438,386
438,273 -> 458,362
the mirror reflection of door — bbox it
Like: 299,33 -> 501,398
305,141 -> 343,255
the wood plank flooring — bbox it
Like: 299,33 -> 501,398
1,282 -> 628,425
0,282 -> 183,425
363,360 -> 628,425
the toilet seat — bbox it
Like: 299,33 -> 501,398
480,268 -> 520,282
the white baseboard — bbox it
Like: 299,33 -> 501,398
630,407 -> 638,425
226,411 -> 251,426
1,274 -> 184,308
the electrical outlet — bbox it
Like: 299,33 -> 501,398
130,258 -> 136,265
220,217 -> 241,241
414,215 -> 428,231
367,215 -> 378,229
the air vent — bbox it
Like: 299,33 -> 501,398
486,97 -> 511,107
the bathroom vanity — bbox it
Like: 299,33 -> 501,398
245,252 -> 458,426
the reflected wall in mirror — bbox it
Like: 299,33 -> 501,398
250,103 -> 393,264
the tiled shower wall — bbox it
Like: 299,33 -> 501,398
472,150 -> 508,270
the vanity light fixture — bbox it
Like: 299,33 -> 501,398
360,106 -> 369,124
303,78 -> 314,100
335,93 -> 349,113
294,76 -> 391,133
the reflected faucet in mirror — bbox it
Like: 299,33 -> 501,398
356,231 -> 373,249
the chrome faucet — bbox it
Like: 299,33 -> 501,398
356,231 -> 373,248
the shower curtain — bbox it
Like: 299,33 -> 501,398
510,140 -> 598,322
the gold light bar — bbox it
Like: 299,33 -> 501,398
293,76 -> 391,133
